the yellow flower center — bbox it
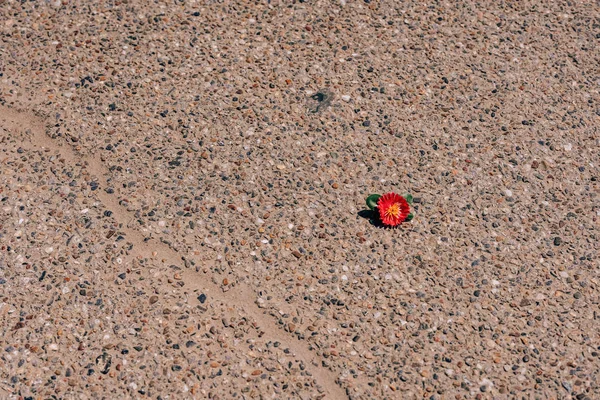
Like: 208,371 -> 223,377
385,203 -> 400,219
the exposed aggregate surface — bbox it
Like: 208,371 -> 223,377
1,0 -> 600,399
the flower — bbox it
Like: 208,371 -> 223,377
377,192 -> 410,226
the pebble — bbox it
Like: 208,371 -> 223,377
562,381 -> 573,393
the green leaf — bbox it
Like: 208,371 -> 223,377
402,193 -> 413,204
366,194 -> 381,210
405,213 -> 414,221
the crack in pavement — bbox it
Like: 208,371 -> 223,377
0,104 -> 349,400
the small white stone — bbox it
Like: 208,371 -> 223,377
480,378 -> 494,388
341,95 -> 351,102
564,143 -> 572,151
45,247 -> 53,254
505,189 -> 513,197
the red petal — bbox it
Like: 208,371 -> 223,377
377,192 -> 410,226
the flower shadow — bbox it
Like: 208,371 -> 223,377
357,209 -> 388,228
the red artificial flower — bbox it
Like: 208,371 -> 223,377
377,192 -> 410,226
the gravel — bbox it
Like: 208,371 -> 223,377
1,0 -> 600,398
